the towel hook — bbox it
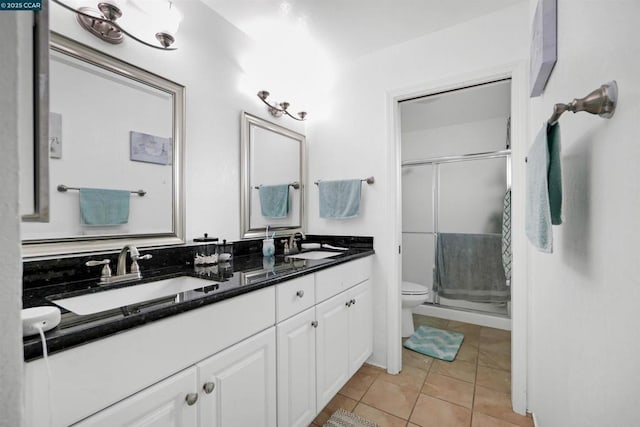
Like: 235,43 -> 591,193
547,81 -> 618,125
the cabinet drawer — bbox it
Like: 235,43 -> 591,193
315,257 -> 371,303
276,274 -> 315,322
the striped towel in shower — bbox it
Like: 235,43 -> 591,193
502,188 -> 512,287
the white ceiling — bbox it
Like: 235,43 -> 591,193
200,0 -> 525,62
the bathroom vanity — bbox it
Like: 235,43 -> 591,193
22,242 -> 373,427
20,15 -> 374,427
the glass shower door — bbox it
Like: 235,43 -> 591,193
436,157 -> 509,314
401,164 -> 435,298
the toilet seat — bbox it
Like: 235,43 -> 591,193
402,281 -> 430,296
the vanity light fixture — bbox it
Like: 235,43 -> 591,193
51,0 -> 182,50
257,90 -> 308,121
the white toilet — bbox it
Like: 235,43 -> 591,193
402,281 -> 431,337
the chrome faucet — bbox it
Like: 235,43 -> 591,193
288,232 -> 306,253
117,245 -> 151,276
86,244 -> 152,284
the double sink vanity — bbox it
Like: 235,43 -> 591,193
22,237 -> 374,427
20,8 -> 375,427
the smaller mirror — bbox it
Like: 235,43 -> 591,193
240,112 -> 306,239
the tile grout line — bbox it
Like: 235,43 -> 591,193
405,355 -> 434,424
470,329 -> 482,427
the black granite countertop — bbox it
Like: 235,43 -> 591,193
22,246 -> 374,361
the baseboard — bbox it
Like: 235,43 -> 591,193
532,412 -> 538,426
414,304 -> 511,330
364,357 -> 388,372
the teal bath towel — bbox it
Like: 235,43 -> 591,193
525,123 -> 562,252
547,123 -> 563,225
318,179 -> 361,219
258,184 -> 290,218
79,188 -> 130,226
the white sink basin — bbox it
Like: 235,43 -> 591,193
286,251 -> 341,260
51,276 -> 218,316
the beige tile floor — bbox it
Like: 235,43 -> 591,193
311,314 -> 534,427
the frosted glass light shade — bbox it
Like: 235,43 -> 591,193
155,1 -> 182,36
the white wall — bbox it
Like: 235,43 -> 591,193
527,1 -> 640,425
0,11 -> 26,427
306,3 -> 529,367
48,0 -> 305,245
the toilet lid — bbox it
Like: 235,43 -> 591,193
402,281 -> 430,295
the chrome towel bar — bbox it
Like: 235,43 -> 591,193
57,184 -> 146,196
253,182 -> 300,190
314,176 -> 375,185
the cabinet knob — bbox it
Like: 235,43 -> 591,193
185,393 -> 198,406
311,320 -> 318,328
203,382 -> 215,394
351,298 -> 356,305
296,290 -> 305,298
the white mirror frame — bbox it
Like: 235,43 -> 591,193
240,112 -> 306,239
22,32 -> 185,257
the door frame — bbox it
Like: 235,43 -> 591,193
385,61 -> 529,414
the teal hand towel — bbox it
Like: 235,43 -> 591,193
547,123 -> 563,225
258,184 -> 290,218
79,188 -> 130,226
319,179 -> 361,219
525,123 -> 562,252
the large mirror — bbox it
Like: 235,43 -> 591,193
240,112 -> 306,239
22,33 -> 185,256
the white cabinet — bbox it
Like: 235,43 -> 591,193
276,308 -> 317,427
24,256 -> 372,427
74,368 -> 199,427
198,328 -> 277,427
78,328 -> 277,427
315,280 -> 372,410
348,280 -> 373,374
315,291 -> 351,409
25,287 -> 276,427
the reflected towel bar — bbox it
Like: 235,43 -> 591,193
57,184 -> 146,196
547,81 -> 618,125
253,182 -> 300,190
314,176 -> 375,185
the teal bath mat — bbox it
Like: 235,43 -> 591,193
403,325 -> 464,362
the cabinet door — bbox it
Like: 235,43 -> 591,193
197,327 -> 276,427
348,280 -> 373,375
277,308 -> 317,427
315,292 -> 350,410
74,367 -> 198,427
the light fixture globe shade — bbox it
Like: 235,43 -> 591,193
156,1 -> 182,36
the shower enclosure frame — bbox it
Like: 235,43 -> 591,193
402,149 -> 511,312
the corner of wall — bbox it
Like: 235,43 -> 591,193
0,11 -> 27,427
